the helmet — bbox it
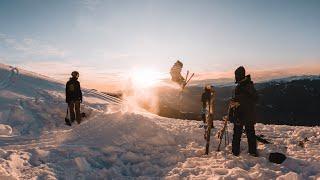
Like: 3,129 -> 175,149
235,66 -> 245,83
71,71 -> 79,78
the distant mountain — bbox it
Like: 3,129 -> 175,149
256,76 -> 320,126
258,75 -> 320,84
190,78 -> 234,87
156,75 -> 320,126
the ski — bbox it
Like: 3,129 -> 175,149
205,115 -> 213,155
217,102 -> 237,151
183,73 -> 194,90
204,94 -> 213,155
217,115 -> 229,151
185,70 -> 189,82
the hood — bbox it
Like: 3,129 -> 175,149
69,77 -> 78,81
239,75 -> 252,85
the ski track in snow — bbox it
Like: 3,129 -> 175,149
0,64 -> 320,179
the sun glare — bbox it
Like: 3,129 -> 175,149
129,68 -> 163,89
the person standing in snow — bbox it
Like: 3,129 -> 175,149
66,71 -> 83,124
231,66 -> 259,157
201,85 -> 215,128
170,60 -> 187,87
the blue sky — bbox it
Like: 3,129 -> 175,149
0,0 -> 319,89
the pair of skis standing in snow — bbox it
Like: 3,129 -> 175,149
171,62 -> 261,156
200,85 -> 216,155
199,85 -> 235,155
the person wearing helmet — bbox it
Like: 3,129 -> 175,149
170,60 -> 186,87
66,71 -> 83,124
200,85 -> 215,128
231,66 -> 259,157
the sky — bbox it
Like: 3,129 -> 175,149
0,0 -> 320,90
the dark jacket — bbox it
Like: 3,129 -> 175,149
234,75 -> 258,125
66,77 -> 82,103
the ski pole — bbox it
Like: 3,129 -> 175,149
185,70 -> 189,82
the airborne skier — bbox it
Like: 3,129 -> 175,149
170,60 -> 187,88
66,71 -> 83,125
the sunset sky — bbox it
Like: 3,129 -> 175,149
0,0 -> 319,90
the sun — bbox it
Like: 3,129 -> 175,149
129,68 -> 164,89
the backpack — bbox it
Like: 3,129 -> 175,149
67,81 -> 76,93
269,152 -> 287,164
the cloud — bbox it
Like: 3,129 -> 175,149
0,33 -> 66,58
80,0 -> 103,11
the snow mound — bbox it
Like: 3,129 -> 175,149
0,124 -> 12,137
0,63 -> 120,136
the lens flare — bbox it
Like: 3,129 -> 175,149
123,68 -> 165,113
129,68 -> 163,89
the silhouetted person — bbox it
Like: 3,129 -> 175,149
231,66 -> 258,157
66,71 -> 82,124
170,60 -> 186,87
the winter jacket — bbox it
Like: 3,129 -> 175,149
170,64 -> 185,84
233,75 -> 258,125
66,77 -> 82,103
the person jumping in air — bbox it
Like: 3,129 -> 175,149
170,60 -> 187,88
231,66 -> 259,157
66,71 -> 83,124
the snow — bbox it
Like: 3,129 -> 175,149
0,63 -> 320,179
0,124 -> 12,137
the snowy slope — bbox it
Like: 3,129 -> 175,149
0,64 -> 320,179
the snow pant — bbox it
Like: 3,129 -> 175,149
232,123 -> 257,156
68,100 -> 81,124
